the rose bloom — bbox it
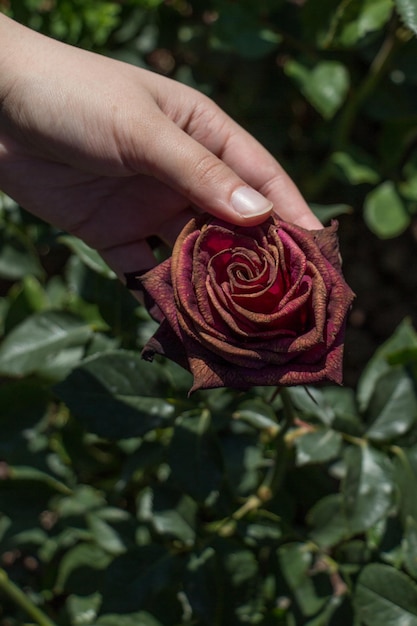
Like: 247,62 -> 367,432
134,214 -> 354,393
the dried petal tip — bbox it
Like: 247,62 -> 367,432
138,214 -> 354,391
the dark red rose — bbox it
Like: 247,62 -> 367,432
136,214 -> 354,392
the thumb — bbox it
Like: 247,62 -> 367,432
138,115 -> 273,225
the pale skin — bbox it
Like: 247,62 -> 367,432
0,13 -> 321,283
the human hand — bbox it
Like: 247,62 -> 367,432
0,14 -> 321,281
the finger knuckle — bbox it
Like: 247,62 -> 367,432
193,153 -> 227,189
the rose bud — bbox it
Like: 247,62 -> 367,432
132,214 -> 354,393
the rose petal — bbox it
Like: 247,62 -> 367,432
138,214 -> 354,392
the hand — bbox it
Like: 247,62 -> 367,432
0,14 -> 321,281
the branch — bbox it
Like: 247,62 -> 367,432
0,568 -> 56,626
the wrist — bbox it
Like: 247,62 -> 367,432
0,14 -> 28,190
0,14 -> 45,110
0,14 -> 20,105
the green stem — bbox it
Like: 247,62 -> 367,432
333,27 -> 400,150
342,432 -> 366,447
279,387 -> 297,432
228,387 -> 297,519
256,387 -> 296,499
306,23 -> 407,199
0,568 -> 56,626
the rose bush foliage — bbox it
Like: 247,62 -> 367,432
137,215 -> 354,391
3,1 -> 417,624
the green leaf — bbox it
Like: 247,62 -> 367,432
6,465 -> 72,495
301,0 -> 342,47
0,224 -> 44,280
403,517 -> 417,579
304,597 -> 344,626
322,387 -> 362,435
86,513 -> 126,555
11,526 -> 49,549
331,151 -> 380,185
399,174 -> 417,201
366,368 -> 417,442
278,542 -> 329,617
137,485 -> 197,545
354,563 -> 417,625
285,60 -> 350,119
0,514 -> 11,543
184,546 -> 218,625
342,444 -> 395,533
0,311 -> 92,377
357,318 -> 417,412
65,593 -> 101,626
0,379 -> 49,461
393,446 -> 417,524
387,345 -> 417,367
232,397 -> 279,435
66,256 -> 139,339
93,613 -> 163,626
54,485 -> 107,518
47,1 -> 121,47
100,546 -> 183,614
364,181 -> 410,238
224,547 -> 259,587
168,410 -> 223,504
4,275 -> 48,334
59,235 -> 116,279
184,539 -> 260,625
295,428 -> 343,466
288,386 -> 335,426
335,539 -> 372,569
335,0 -> 395,46
55,544 -> 113,595
307,494 -> 351,548
210,4 -> 281,59
310,203 -> 353,224
395,0 -> 417,34
240,519 -> 282,546
54,351 -> 175,439
302,0 -> 394,48
220,432 -> 263,497
380,117 -> 417,171
160,358 -> 193,395
36,345 -> 86,381
118,440 -> 165,489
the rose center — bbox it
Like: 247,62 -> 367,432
236,267 -> 252,281
206,245 -> 290,316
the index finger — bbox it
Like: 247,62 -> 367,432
182,97 -> 322,230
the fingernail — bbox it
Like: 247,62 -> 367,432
231,186 -> 273,218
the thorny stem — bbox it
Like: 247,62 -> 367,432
231,387 -> 297,519
257,387 -> 295,497
0,568 -> 56,626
